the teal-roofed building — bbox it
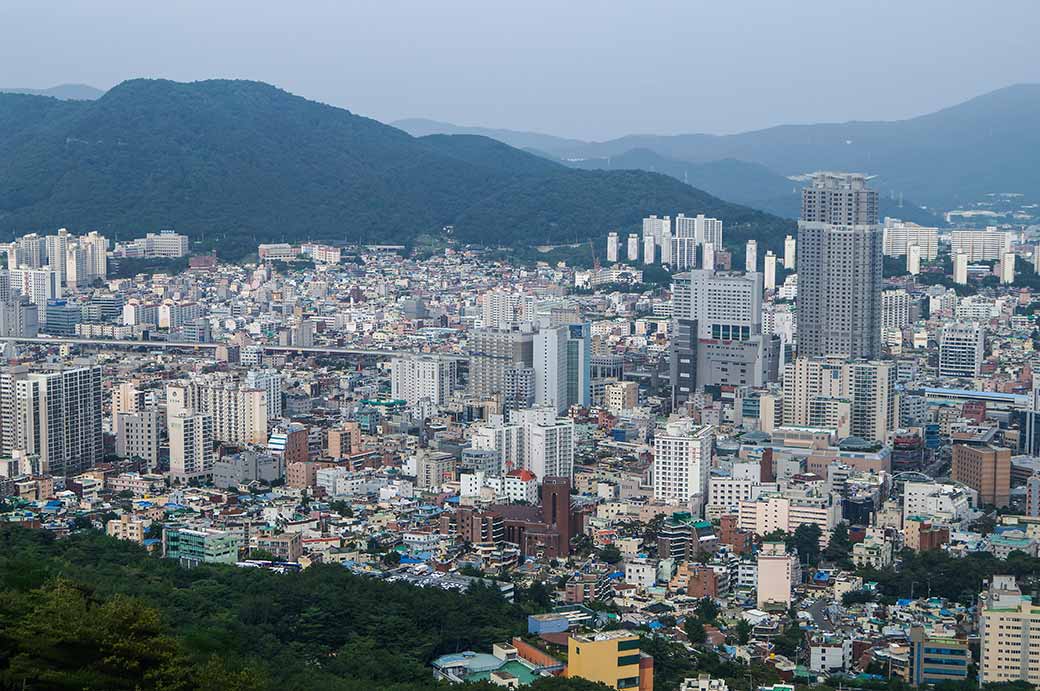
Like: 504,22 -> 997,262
432,642 -> 547,686
163,526 -> 241,567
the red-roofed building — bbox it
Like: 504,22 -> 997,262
504,469 -> 539,503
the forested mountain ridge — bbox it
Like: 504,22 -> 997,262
0,79 -> 794,259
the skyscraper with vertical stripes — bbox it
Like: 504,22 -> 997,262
796,172 -> 882,359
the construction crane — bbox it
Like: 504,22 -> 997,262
589,239 -> 601,272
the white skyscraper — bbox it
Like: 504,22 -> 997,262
245,368 -> 285,418
390,355 -> 455,407
65,245 -> 87,289
643,215 -> 670,240
166,377 -> 268,445
882,219 -> 939,259
746,240 -> 758,273
7,268 -> 59,307
627,234 -> 640,262
510,405 -> 575,480
953,252 -> 969,285
880,289 -> 912,330
1000,252 -> 1015,285
0,365 -> 104,476
642,215 -> 671,255
643,234 -> 656,265
702,242 -> 715,270
528,420 -> 574,481
672,214 -> 723,272
939,322 -> 985,378
1034,245 -> 1040,275
796,172 -> 883,360
763,251 -> 777,290
950,227 -> 1013,261
653,418 -> 714,506
44,229 -> 72,286
783,235 -> 796,269
907,243 -> 921,275
482,290 -> 534,330
13,234 -> 46,268
534,326 -> 568,415
606,232 -> 619,263
80,231 -> 109,281
660,227 -> 673,265
114,409 -> 161,469
674,213 -> 722,246
169,411 -> 215,482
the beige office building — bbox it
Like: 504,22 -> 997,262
756,541 -> 795,608
114,409 -> 161,469
605,380 -> 638,414
166,377 -> 268,445
952,444 -> 1011,508
782,357 -> 895,442
979,576 -> 1040,685
169,411 -> 215,482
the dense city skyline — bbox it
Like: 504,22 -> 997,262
3,4 -> 1040,690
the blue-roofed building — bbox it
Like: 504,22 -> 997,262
528,612 -> 570,635
921,387 -> 1027,413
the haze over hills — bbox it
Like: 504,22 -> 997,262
394,118 -> 588,158
563,150 -> 939,226
0,78 -> 793,259
0,84 -> 105,100
395,84 -> 1040,211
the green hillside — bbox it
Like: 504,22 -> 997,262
0,525 -> 613,690
0,79 -> 794,259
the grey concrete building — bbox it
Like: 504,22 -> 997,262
670,269 -> 778,402
467,328 -> 534,400
796,172 -> 883,360
212,451 -> 285,489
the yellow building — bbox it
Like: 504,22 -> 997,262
567,630 -> 651,690
106,514 -> 152,544
979,576 -> 1040,685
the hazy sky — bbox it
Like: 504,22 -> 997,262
2,1 -> 1037,140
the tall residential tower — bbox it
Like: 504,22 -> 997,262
796,173 -> 882,359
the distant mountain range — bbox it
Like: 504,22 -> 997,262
395,84 -> 1040,213
0,79 -> 793,259
0,84 -> 105,100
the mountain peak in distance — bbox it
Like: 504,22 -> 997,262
0,83 -> 105,100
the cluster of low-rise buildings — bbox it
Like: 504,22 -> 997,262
5,172 -> 1040,689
